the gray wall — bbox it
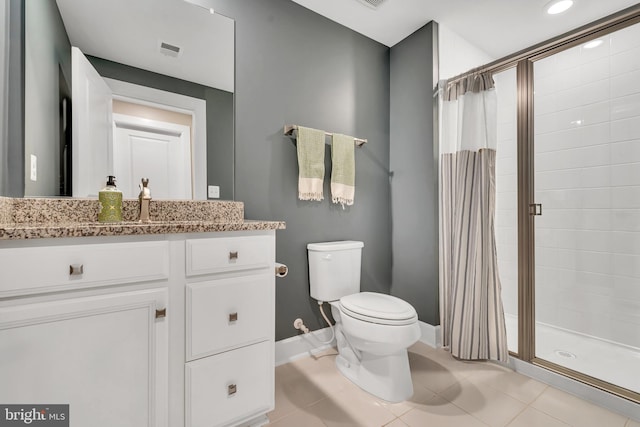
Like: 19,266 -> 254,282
88,57 -> 235,201
214,0 -> 392,341
389,22 -> 440,325
23,0 -> 71,196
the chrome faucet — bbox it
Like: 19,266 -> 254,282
138,178 -> 152,223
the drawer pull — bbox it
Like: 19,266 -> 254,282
69,264 -> 84,276
229,251 -> 238,261
228,312 -> 238,322
228,384 -> 237,396
155,308 -> 167,319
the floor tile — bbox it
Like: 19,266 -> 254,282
408,341 -> 436,356
466,365 -> 548,404
288,349 -> 353,394
439,377 -> 527,427
384,419 -> 408,427
506,407 -> 570,427
408,350 -> 467,393
375,384 -> 437,417
399,395 -> 489,427
267,408 -> 326,427
267,363 -> 332,422
531,387 -> 628,427
304,385 -> 397,427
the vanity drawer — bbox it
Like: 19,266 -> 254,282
0,241 -> 169,297
186,273 -> 274,360
185,341 -> 273,427
185,236 -> 272,276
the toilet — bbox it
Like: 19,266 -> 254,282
307,241 -> 421,403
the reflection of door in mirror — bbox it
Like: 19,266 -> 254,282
113,108 -> 192,200
71,47 -> 112,198
72,48 -> 201,199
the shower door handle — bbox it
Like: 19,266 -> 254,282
529,203 -> 542,216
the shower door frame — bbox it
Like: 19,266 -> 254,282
518,12 -> 640,403
445,4 -> 640,404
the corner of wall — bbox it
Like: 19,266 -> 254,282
438,23 -> 494,81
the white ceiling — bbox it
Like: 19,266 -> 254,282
55,0 -> 234,92
290,0 -> 640,59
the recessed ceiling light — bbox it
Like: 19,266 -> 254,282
584,39 -> 603,49
546,0 -> 574,15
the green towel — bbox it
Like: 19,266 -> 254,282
331,134 -> 355,206
297,126 -> 325,201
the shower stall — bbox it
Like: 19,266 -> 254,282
491,10 -> 640,402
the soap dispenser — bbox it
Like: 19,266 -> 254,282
98,175 -> 123,223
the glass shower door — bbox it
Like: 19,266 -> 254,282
532,23 -> 640,394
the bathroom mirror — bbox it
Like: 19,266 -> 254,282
20,0 -> 234,199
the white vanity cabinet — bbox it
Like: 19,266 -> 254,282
0,229 -> 277,427
184,235 -> 275,427
0,239 -> 170,427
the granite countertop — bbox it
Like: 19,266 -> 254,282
0,197 -> 285,240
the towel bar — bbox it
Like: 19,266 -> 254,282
284,125 -> 367,147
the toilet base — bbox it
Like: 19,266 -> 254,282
335,349 -> 414,403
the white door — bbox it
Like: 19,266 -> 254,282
71,46 -> 113,197
0,288 -> 168,427
113,114 -> 192,199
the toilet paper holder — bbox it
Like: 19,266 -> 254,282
275,263 -> 288,278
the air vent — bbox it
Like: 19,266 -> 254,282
356,0 -> 387,9
159,41 -> 182,58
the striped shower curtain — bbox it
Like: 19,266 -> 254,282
439,73 -> 508,362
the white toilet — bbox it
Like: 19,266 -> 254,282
307,241 -> 421,403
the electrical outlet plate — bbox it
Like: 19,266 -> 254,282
207,185 -> 220,199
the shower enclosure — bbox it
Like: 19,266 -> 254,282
491,9 -> 640,402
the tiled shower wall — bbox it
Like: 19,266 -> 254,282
494,68 -> 518,334
495,22 -> 640,350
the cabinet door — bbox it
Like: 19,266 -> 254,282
0,288 -> 168,427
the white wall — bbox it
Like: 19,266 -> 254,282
533,23 -> 640,348
438,24 -> 494,81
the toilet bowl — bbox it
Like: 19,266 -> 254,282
307,241 -> 421,403
330,293 -> 420,402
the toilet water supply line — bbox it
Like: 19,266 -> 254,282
293,301 -> 335,345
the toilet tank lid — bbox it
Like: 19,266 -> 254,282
307,241 -> 364,251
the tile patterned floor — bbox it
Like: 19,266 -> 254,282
267,342 -> 640,427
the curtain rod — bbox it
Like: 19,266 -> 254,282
445,4 -> 640,86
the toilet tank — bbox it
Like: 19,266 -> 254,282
307,241 -> 364,302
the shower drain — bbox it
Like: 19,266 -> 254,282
554,350 -> 577,359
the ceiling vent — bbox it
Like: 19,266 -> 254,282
356,0 -> 387,9
158,41 -> 182,58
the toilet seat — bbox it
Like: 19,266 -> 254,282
339,292 -> 418,326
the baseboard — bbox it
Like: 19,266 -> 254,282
418,321 -> 441,348
275,321 -> 441,366
274,327 -> 335,366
